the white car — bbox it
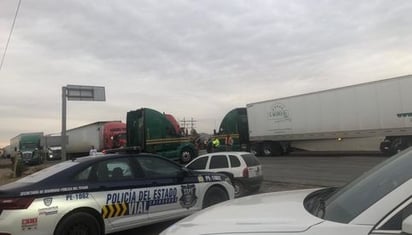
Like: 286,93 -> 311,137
186,152 -> 263,197
161,147 -> 412,235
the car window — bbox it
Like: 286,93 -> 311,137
106,160 -> 133,180
324,149 -> 412,223
241,154 -> 260,166
74,166 -> 92,181
209,155 -> 229,169
138,156 -> 182,178
379,202 -> 412,230
229,155 -> 241,167
74,158 -> 135,182
187,156 -> 208,170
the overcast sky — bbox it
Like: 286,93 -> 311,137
1,0 -> 412,147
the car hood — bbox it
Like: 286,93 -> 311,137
161,188 -> 324,235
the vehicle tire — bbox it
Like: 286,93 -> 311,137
54,211 -> 102,235
391,137 -> 407,155
250,144 -> 261,156
180,148 -> 195,164
232,180 -> 246,198
263,143 -> 282,157
202,186 -> 229,209
262,143 -> 273,157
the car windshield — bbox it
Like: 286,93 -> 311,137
15,161 -> 78,183
321,148 -> 412,223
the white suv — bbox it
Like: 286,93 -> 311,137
186,151 -> 263,197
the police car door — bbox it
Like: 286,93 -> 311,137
88,157 -> 150,230
137,156 -> 202,221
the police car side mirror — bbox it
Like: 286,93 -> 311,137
402,215 -> 412,234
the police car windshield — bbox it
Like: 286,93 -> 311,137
16,161 -> 79,183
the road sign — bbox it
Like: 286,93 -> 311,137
66,85 -> 105,101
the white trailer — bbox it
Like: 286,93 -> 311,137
65,121 -> 125,158
246,74 -> 412,155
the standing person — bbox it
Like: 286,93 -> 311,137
212,137 -> 220,152
225,134 -> 234,151
89,146 -> 97,156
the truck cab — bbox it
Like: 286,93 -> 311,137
18,135 -> 44,165
216,108 -> 250,152
126,108 -> 198,163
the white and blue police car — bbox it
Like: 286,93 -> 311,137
0,150 -> 234,235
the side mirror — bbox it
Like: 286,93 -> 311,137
402,215 -> 412,235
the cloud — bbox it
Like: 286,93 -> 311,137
1,0 -> 412,146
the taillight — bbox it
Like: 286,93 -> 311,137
242,167 -> 249,178
0,197 -> 34,210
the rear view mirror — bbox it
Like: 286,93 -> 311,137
402,215 -> 412,234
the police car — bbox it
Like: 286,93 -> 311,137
161,147 -> 412,235
0,151 -> 234,235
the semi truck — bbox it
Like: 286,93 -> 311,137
10,132 -> 45,165
66,121 -> 126,159
216,74 -> 412,156
126,108 -> 198,163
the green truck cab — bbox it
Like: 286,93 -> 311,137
213,107 -> 250,152
126,108 -> 198,163
11,133 -> 45,165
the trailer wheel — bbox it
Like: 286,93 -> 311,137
391,137 -> 408,155
250,144 -> 261,156
262,143 -> 282,157
180,148 -> 194,164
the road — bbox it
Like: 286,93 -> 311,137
114,153 -> 387,235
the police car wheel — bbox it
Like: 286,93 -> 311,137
202,186 -> 229,208
54,211 -> 102,235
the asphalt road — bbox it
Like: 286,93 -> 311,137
115,153 -> 387,235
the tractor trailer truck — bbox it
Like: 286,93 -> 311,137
126,108 -> 198,163
217,74 -> 412,156
66,121 -> 126,159
10,132 -> 45,165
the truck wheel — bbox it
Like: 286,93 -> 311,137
54,211 -> 102,235
262,144 -> 273,156
202,186 -> 229,208
262,143 -> 282,157
250,144 -> 261,156
180,148 -> 194,164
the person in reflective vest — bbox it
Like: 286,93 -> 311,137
212,137 -> 220,152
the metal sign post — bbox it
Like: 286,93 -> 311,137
61,85 -> 106,161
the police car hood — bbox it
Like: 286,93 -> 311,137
161,189 -> 324,235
